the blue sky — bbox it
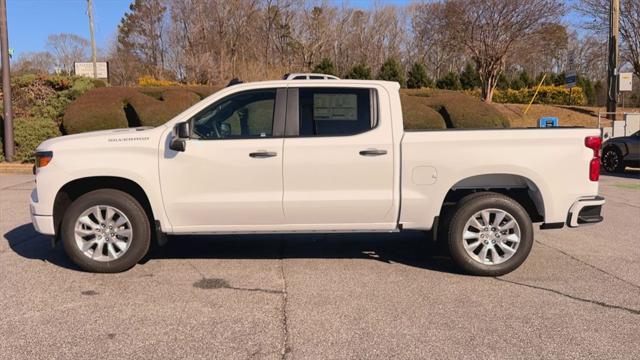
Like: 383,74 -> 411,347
7,0 -> 587,60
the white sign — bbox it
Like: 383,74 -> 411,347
74,62 -> 108,79
619,72 -> 633,92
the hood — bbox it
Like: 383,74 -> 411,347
37,126 -> 160,151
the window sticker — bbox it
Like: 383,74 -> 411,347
313,94 -> 358,121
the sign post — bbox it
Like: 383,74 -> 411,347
0,0 -> 14,161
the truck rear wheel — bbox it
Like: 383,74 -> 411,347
60,189 -> 151,273
447,192 -> 533,276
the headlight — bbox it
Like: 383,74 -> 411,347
34,151 -> 53,173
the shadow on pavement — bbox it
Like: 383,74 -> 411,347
602,168 -> 640,179
3,223 -> 79,270
4,223 -> 458,274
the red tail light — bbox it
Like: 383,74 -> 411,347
585,136 -> 601,181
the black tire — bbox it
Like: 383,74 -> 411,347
447,192 -> 533,276
602,146 -> 625,173
60,189 -> 151,273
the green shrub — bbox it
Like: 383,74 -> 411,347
13,117 -> 61,162
401,89 -> 509,129
492,85 -> 586,105
12,73 -> 38,88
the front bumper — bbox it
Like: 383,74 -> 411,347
567,196 -> 605,228
30,189 -> 55,236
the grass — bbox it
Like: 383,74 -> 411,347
493,103 -> 640,128
613,183 -> 640,190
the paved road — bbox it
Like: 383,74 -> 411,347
1,173 -> 639,359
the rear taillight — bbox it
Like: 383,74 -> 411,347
585,136 -> 601,181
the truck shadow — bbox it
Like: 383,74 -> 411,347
601,169 -> 640,179
3,223 -> 458,274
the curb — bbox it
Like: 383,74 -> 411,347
0,163 -> 33,174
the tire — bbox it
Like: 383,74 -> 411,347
602,146 -> 625,173
447,192 -> 533,276
60,189 -> 151,273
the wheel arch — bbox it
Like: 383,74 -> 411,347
441,173 -> 545,223
53,176 -> 158,239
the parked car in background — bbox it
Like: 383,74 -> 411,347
31,78 -> 605,276
602,131 -> 640,173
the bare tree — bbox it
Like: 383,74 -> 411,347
410,2 -> 465,79
46,33 -> 89,75
13,51 -> 55,75
116,0 -> 168,80
577,0 -> 640,77
444,0 -> 565,102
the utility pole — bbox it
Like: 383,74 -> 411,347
606,0 -> 620,120
0,0 -> 14,161
87,0 -> 98,79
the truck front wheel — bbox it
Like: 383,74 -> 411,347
60,189 -> 151,273
447,193 -> 533,276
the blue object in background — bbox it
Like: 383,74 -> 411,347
538,117 -> 559,128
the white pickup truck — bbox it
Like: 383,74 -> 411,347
31,80 -> 605,275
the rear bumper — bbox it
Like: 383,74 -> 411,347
567,196 -> 605,228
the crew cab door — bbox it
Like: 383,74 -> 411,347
282,86 -> 396,230
159,88 -> 286,232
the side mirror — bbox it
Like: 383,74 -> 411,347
170,122 -> 190,152
175,121 -> 190,138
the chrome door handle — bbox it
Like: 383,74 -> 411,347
359,149 -> 387,156
249,151 -> 277,158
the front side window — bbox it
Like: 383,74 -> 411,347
191,89 -> 276,140
298,88 -> 374,136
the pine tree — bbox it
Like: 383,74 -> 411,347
459,63 -> 480,90
406,62 -> 432,89
377,58 -> 405,87
344,63 -> 372,80
436,71 -> 461,90
312,58 -> 337,76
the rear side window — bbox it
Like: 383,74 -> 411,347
298,88 -> 375,136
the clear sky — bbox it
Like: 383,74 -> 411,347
6,0 -> 587,60
7,0 -> 131,58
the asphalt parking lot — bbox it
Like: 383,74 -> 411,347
1,173 -> 639,359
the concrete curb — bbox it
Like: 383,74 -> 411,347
0,162 -> 33,174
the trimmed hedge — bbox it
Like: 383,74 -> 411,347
400,94 -> 446,129
400,89 -> 510,129
63,86 -> 220,133
63,86 -> 509,134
